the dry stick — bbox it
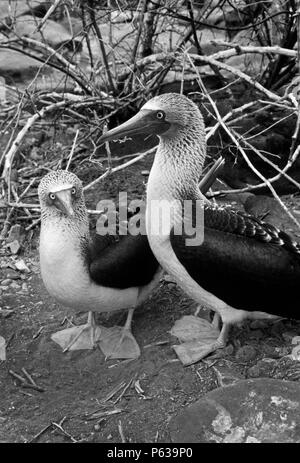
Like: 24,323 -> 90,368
117,44 -> 297,85
51,420 -> 78,443
188,53 -> 281,102
0,177 -> 37,239
126,0 -> 148,92
9,369 -> 45,392
190,57 -> 300,228
0,38 -> 92,95
201,81 -> 300,229
1,100 -> 67,182
35,0 -> 63,32
88,0 -> 116,93
209,137 -> 300,197
83,147 -> 156,192
289,0 -> 300,160
118,420 -> 126,443
66,129 -> 80,171
206,101 -> 257,141
234,132 -> 300,191
21,368 -> 39,388
210,43 -> 297,61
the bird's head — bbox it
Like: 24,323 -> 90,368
98,93 -> 205,145
38,170 -> 85,220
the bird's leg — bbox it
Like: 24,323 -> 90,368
173,322 -> 231,366
211,312 -> 221,330
51,311 -> 102,352
98,308 -> 141,360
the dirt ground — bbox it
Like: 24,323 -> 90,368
1,151 -> 300,444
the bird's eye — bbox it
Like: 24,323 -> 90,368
71,187 -> 76,195
49,193 -> 56,200
156,111 -> 165,120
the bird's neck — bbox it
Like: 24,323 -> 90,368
147,126 -> 206,202
40,210 -> 90,257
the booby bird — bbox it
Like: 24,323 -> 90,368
98,93 -> 300,363
38,159 -> 221,359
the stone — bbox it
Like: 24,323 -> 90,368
235,345 -> 257,362
21,283 -> 28,292
10,282 -> 20,290
282,332 -> 298,343
1,279 -> 12,285
213,362 -> 243,387
7,240 -> 20,254
7,224 -> 24,243
248,329 -> 264,340
15,259 -> 30,273
250,320 -> 268,330
247,358 -> 277,378
169,379 -> 300,443
1,269 -> 20,280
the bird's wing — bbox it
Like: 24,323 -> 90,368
88,232 -> 159,289
170,203 -> 300,316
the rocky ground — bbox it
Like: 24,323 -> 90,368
1,155 -> 300,443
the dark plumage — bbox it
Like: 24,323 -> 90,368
88,233 -> 159,289
171,203 -> 300,317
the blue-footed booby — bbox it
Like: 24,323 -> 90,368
38,156 -> 222,359
98,93 -> 300,363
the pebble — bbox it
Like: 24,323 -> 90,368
21,283 -> 28,291
10,282 -> 20,290
262,344 -> 281,359
235,345 -> 257,362
250,320 -> 268,330
247,358 -> 277,378
248,329 -> 264,340
1,279 -> 12,285
291,336 -> 300,345
0,286 -> 9,291
213,363 -> 243,387
282,332 -> 298,343
1,269 -> 19,280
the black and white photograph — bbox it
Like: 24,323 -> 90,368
0,0 -> 300,446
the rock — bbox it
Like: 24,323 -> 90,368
1,279 -> 12,285
14,15 -> 74,49
235,345 -> 257,362
7,224 -> 24,243
10,282 -> 20,290
169,379 -> 300,443
15,259 -> 30,273
291,336 -> 300,346
0,286 -> 9,291
213,362 -> 243,387
7,240 -> 21,254
248,329 -> 264,340
282,332 -> 299,343
0,49 -> 41,79
21,283 -> 28,292
1,269 -> 20,280
247,358 -> 277,378
289,345 -> 300,362
250,320 -> 268,330
262,344 -> 281,359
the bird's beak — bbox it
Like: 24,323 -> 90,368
55,189 -> 75,217
98,109 -> 170,144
